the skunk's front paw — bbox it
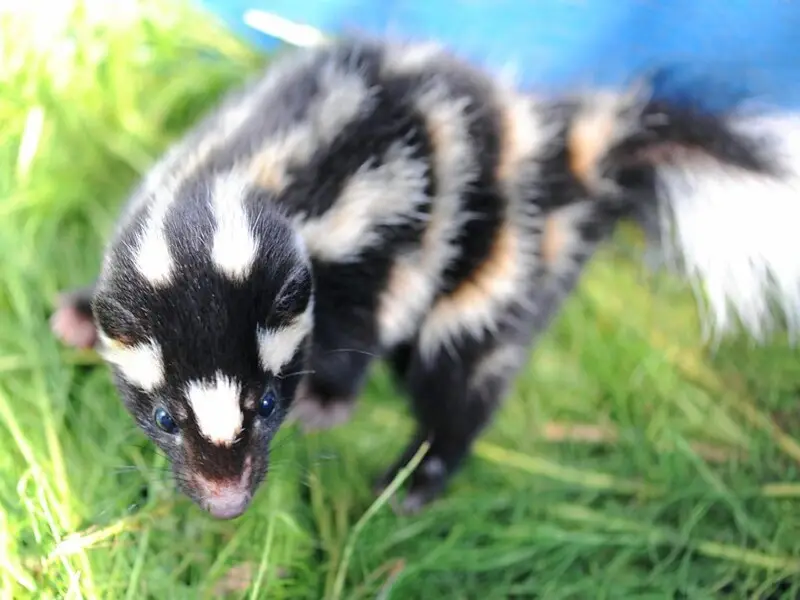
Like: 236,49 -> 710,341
374,440 -> 450,515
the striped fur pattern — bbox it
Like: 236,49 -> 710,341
50,37 -> 795,518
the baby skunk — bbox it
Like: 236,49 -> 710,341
51,37 -> 799,519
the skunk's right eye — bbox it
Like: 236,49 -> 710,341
154,407 -> 178,434
258,389 -> 277,419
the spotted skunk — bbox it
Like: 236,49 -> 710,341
50,37 -> 800,519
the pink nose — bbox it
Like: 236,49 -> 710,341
205,488 -> 251,519
195,457 -> 254,519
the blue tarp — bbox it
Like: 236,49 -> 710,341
197,1 -> 800,112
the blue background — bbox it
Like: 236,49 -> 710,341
197,1 -> 800,112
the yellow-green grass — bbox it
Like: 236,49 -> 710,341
2,1 -> 800,598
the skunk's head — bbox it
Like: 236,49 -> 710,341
92,175 -> 313,519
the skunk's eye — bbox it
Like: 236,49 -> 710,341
154,407 -> 178,434
258,389 -> 277,418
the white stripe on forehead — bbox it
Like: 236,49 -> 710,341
210,172 -> 259,280
186,372 -> 244,446
257,302 -> 314,374
124,50 -> 326,283
97,332 -> 165,392
134,188 -> 177,285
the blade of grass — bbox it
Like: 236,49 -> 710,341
330,441 -> 430,600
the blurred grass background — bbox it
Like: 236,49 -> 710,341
2,0 -> 800,598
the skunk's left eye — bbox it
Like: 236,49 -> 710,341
258,389 -> 277,418
154,407 -> 178,434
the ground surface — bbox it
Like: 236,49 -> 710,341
2,2 -> 800,598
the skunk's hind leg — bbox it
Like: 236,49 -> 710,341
375,199 -> 621,512
376,303 -> 539,514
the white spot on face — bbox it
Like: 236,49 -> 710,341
186,372 -> 244,446
298,141 -> 430,262
257,302 -> 314,374
97,331 -> 165,392
210,173 -> 258,281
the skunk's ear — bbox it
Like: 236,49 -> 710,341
565,81 -> 782,195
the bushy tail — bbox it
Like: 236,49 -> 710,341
653,113 -> 800,342
568,80 -> 800,344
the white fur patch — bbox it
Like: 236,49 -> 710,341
496,91 -> 560,277
257,303 -> 314,374
299,141 -> 429,262
134,188 -> 176,285
247,126 -> 318,192
129,68 -> 303,285
378,258 -> 437,348
657,113 -> 800,343
376,86 -> 476,347
127,93 -> 264,284
248,70 -> 373,192
496,94 -> 553,186
411,87 -> 476,264
211,173 -> 258,280
186,372 -> 244,446
97,332 -> 165,392
418,224 -> 528,361
389,87 -> 556,357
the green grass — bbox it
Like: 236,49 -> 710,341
3,1 -> 800,598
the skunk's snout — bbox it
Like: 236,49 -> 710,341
192,456 -> 254,520
204,486 -> 252,520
